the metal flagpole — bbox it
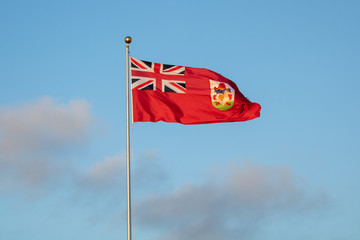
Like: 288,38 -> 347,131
125,36 -> 132,240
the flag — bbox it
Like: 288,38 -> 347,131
130,57 -> 261,125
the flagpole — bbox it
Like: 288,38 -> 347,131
125,36 -> 132,240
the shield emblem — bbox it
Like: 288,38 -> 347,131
210,80 -> 235,111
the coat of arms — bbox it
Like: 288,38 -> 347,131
210,80 -> 235,111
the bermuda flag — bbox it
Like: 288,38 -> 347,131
130,57 -> 261,124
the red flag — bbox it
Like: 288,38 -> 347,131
130,57 -> 261,125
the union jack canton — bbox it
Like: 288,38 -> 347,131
130,57 -> 187,94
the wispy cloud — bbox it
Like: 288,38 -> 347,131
0,96 -> 164,200
77,154 -> 125,192
70,150 -> 166,226
75,150 -> 166,194
135,163 -> 328,240
0,98 -> 329,239
0,97 -> 92,194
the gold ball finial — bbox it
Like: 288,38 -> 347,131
125,36 -> 132,44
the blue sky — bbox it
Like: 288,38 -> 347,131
1,0 -> 359,239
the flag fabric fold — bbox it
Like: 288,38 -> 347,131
130,57 -> 261,125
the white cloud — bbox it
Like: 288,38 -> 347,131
78,154 -> 125,191
75,150 -> 166,193
0,98 -> 329,238
135,163 -> 328,240
0,97 -> 92,193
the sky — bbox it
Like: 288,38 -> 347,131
1,0 -> 359,239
